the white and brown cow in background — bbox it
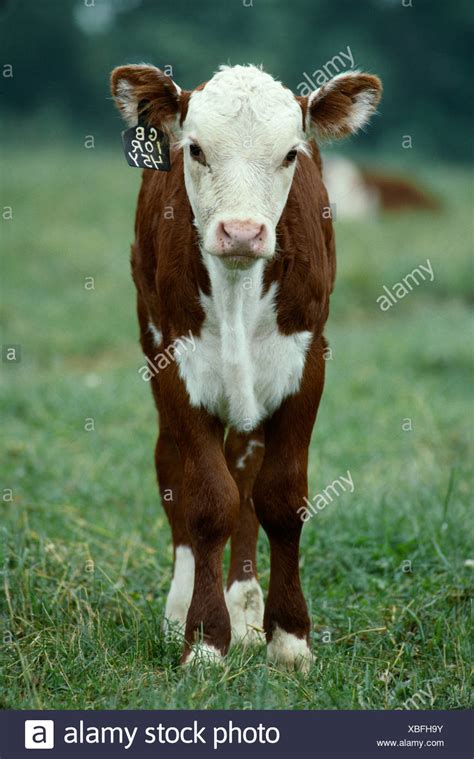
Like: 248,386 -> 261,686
322,155 -> 439,218
111,64 -> 382,670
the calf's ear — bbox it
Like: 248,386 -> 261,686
110,64 -> 185,131
305,71 -> 382,140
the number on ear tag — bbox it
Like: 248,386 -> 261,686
121,123 -> 171,171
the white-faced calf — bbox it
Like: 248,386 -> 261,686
111,63 -> 382,670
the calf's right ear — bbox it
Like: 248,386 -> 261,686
305,71 -> 382,140
110,64 -> 184,131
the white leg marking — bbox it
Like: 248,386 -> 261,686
163,545 -> 194,634
236,439 -> 264,470
267,625 -> 314,673
225,577 -> 265,645
148,320 -> 163,347
183,643 -> 224,666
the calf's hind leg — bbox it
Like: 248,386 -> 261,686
224,429 -> 265,645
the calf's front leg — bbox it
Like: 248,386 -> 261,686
160,366 -> 239,663
181,444 -> 240,662
253,339 -> 325,672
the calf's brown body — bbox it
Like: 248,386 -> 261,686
134,145 -> 333,659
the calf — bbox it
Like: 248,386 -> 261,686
111,64 -> 382,670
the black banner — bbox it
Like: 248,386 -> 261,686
0,710 -> 471,758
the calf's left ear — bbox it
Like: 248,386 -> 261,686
110,64 -> 184,131
305,71 -> 382,140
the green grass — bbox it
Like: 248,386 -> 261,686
1,146 -> 472,710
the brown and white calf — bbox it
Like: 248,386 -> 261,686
111,64 -> 381,670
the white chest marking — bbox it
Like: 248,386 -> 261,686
175,257 -> 312,431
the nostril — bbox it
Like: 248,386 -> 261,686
222,221 -> 264,242
216,222 -> 230,242
221,223 -> 234,241
216,220 -> 268,254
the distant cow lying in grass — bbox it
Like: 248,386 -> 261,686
322,155 -> 440,219
111,63 -> 382,670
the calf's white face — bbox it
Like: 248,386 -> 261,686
111,63 -> 382,270
180,66 -> 306,267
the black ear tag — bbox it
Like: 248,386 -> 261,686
121,111 -> 171,171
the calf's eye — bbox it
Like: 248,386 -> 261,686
284,149 -> 298,164
189,143 -> 206,165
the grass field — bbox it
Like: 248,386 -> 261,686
1,146 -> 472,710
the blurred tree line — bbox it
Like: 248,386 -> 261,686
0,0 -> 472,162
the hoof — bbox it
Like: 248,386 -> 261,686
182,642 -> 225,666
267,626 -> 314,673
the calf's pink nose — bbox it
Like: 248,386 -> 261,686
216,220 -> 267,254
